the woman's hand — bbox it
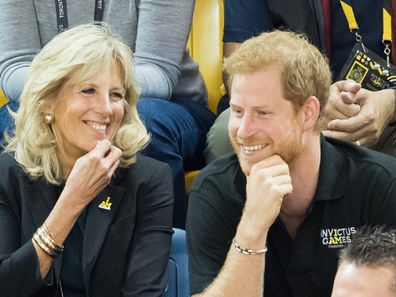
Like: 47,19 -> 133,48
32,139 -> 122,279
62,139 -> 122,208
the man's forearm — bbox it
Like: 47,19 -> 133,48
194,244 -> 266,297
194,218 -> 269,297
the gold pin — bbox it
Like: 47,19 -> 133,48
98,197 -> 112,210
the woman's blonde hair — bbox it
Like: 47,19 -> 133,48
224,30 -> 332,117
5,23 -> 149,184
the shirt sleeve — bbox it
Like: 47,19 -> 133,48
121,162 -> 174,296
134,0 -> 194,99
223,0 -> 274,43
368,177 -> 396,228
0,0 -> 41,102
186,177 -> 239,295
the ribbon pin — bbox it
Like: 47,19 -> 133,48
98,197 -> 112,210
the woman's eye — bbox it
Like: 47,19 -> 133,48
110,92 -> 124,101
81,88 -> 96,95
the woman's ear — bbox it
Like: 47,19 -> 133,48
41,101 -> 56,124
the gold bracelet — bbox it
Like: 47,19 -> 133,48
232,238 -> 268,255
33,225 -> 64,257
37,227 -> 62,255
33,232 -> 56,257
40,224 -> 64,252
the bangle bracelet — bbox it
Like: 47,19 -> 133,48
37,227 -> 63,255
32,224 -> 64,258
41,223 -> 64,252
232,238 -> 268,255
33,232 -> 55,257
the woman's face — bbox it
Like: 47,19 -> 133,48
51,61 -> 125,162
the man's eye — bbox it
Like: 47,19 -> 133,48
231,107 -> 243,115
257,111 -> 268,116
81,88 -> 96,95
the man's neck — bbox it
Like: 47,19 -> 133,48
279,135 -> 321,238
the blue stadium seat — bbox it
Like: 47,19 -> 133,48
164,228 -> 189,297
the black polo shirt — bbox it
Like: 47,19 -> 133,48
186,136 -> 396,297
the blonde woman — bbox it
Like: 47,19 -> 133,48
0,24 -> 173,297
0,0 -> 216,228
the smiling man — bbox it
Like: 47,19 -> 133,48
186,31 -> 396,297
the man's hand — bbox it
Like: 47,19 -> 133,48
320,80 -> 361,129
237,155 -> 292,248
323,88 -> 396,147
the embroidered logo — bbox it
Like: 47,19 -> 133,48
320,227 -> 357,248
98,197 -> 112,210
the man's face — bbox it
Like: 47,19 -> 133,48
332,262 -> 396,297
228,66 -> 304,176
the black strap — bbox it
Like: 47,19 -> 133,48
94,0 -> 105,24
55,0 -> 68,33
339,0 -> 392,43
55,0 -> 105,33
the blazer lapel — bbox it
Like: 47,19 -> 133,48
82,183 -> 125,287
24,181 -> 59,228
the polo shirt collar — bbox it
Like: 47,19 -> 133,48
314,135 -> 349,201
233,155 -> 247,198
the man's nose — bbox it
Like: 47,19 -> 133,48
237,113 -> 258,139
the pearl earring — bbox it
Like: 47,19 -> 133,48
45,114 -> 54,124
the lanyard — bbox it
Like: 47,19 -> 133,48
339,0 -> 392,66
55,0 -> 105,33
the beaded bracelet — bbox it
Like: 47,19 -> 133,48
232,238 -> 268,255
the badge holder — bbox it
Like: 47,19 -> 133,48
337,0 -> 396,91
338,42 -> 396,91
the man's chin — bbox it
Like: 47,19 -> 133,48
238,157 -> 256,176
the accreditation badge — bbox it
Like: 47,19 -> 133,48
338,42 -> 396,91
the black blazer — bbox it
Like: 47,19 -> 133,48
0,153 -> 174,297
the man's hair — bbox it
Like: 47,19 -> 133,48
223,30 -> 332,116
339,226 -> 396,293
5,23 -> 149,184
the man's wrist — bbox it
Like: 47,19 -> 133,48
375,88 -> 396,126
232,238 -> 267,255
235,218 -> 269,251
